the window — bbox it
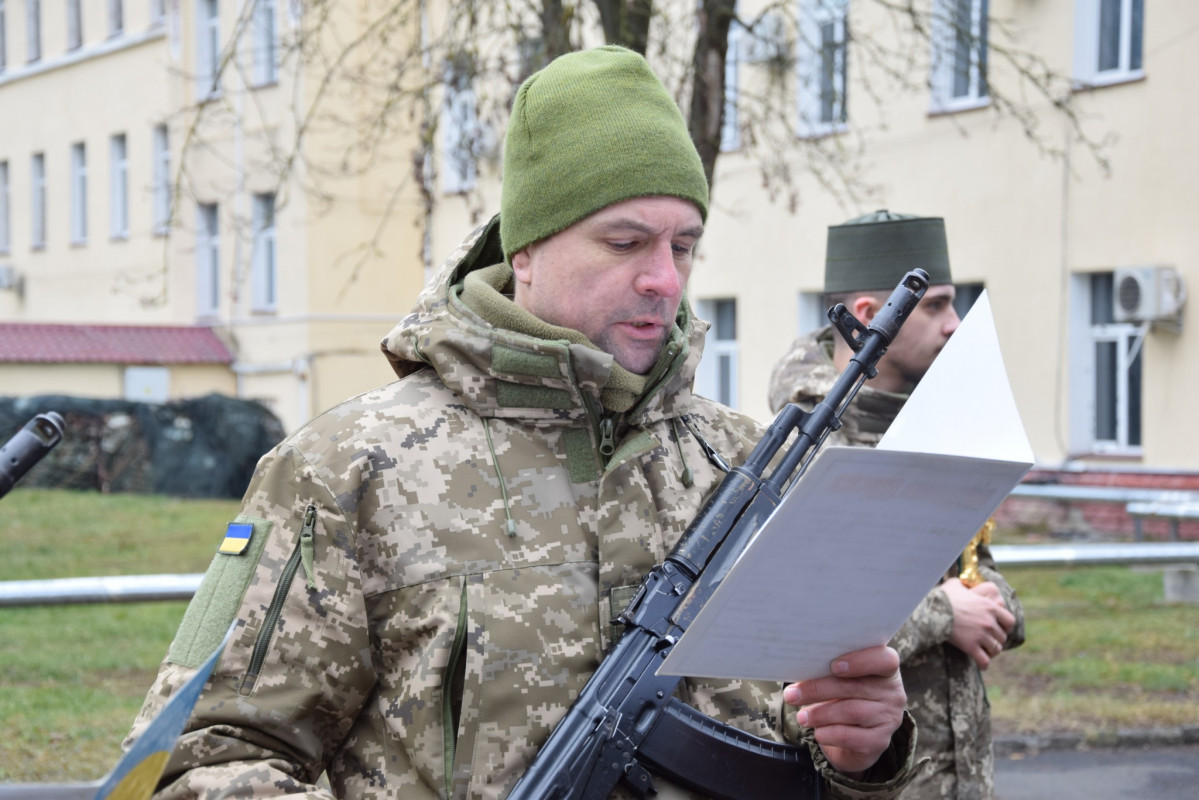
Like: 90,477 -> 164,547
124,366 -> 170,403
695,299 -> 740,408
441,58 -> 479,194
1074,0 -> 1144,86
196,203 -> 219,316
66,0 -> 81,50
152,123 -> 171,234
108,0 -> 123,36
930,0 -> 989,112
70,142 -> 87,244
953,281 -> 985,321
196,0 -> 220,98
110,133 -> 128,239
0,161 -> 10,253
149,0 -> 165,25
1069,272 -> 1142,454
251,192 -> 277,312
25,0 -> 39,62
797,0 -> 848,138
30,152 -> 45,248
252,0 -> 277,85
721,23 -> 742,152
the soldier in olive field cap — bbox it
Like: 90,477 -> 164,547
767,210 -> 1026,800
125,48 -> 921,799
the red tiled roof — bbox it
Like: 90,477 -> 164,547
0,323 -> 234,365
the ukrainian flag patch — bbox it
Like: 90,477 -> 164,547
218,521 -> 254,555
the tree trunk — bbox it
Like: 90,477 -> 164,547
593,0 -> 653,54
688,0 -> 736,190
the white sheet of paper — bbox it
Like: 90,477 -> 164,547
657,292 -> 1033,682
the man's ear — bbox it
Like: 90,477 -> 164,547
850,294 -> 881,324
511,247 -> 533,286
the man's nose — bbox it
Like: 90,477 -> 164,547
944,309 -> 961,336
634,242 -> 683,297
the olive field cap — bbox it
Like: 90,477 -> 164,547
824,209 -> 954,293
500,45 -> 710,263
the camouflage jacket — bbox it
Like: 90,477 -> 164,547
767,327 -> 1026,800
129,219 -> 917,800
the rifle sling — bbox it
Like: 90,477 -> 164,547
635,698 -> 823,800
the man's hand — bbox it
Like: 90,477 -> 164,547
943,577 -> 1016,669
783,645 -> 906,777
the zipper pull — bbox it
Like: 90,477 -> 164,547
300,504 -> 317,591
599,416 -> 616,457
682,414 -> 732,472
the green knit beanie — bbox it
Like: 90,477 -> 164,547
500,46 -> 710,263
824,209 -> 954,293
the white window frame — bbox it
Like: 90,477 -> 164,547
110,133 -> 129,239
797,0 -> 849,138
1073,0 -> 1144,88
695,298 -> 740,409
149,0 -> 165,26
30,152 -> 45,248
252,0 -> 278,86
152,123 -> 171,234
196,203 -> 220,317
441,61 -> 478,194
70,142 -> 88,244
108,0 -> 123,36
0,160 -> 10,253
195,0 -> 221,99
25,0 -> 40,62
1,1 -> 8,72
250,192 -> 277,312
720,22 -> 742,152
1068,272 -> 1143,456
930,0 -> 989,113
66,0 -> 82,50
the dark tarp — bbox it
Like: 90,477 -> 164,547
0,394 -> 285,499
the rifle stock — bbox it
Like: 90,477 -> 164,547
507,269 -> 930,800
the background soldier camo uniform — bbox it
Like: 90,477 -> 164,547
126,218 -> 918,800
768,326 -> 1025,800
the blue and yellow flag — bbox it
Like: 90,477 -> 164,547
218,522 -> 253,555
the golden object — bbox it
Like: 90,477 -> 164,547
958,518 -> 995,588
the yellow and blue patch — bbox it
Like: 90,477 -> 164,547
218,521 -> 254,555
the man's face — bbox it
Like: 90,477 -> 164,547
883,284 -> 960,388
510,196 -> 704,374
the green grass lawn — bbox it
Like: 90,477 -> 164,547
1,489 -> 237,783
1,488 -> 1197,783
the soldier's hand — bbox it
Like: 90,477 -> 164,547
943,577 -> 1016,669
783,645 -> 905,777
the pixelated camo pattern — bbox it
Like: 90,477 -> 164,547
127,218 -> 916,800
767,328 -> 1026,800
766,327 -> 906,446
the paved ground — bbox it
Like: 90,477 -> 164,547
994,728 -> 1199,799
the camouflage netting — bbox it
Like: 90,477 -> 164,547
0,394 -> 286,499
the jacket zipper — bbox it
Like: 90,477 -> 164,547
442,580 -> 469,797
241,503 -> 317,693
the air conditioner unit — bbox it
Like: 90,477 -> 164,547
1112,266 -> 1186,323
0,264 -> 21,292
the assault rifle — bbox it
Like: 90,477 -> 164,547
507,269 -> 929,800
0,411 -> 65,501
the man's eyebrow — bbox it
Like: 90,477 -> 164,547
594,218 -> 705,239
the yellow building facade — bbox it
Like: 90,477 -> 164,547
688,0 -> 1198,471
4,0 -> 1196,475
0,1 -> 427,434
